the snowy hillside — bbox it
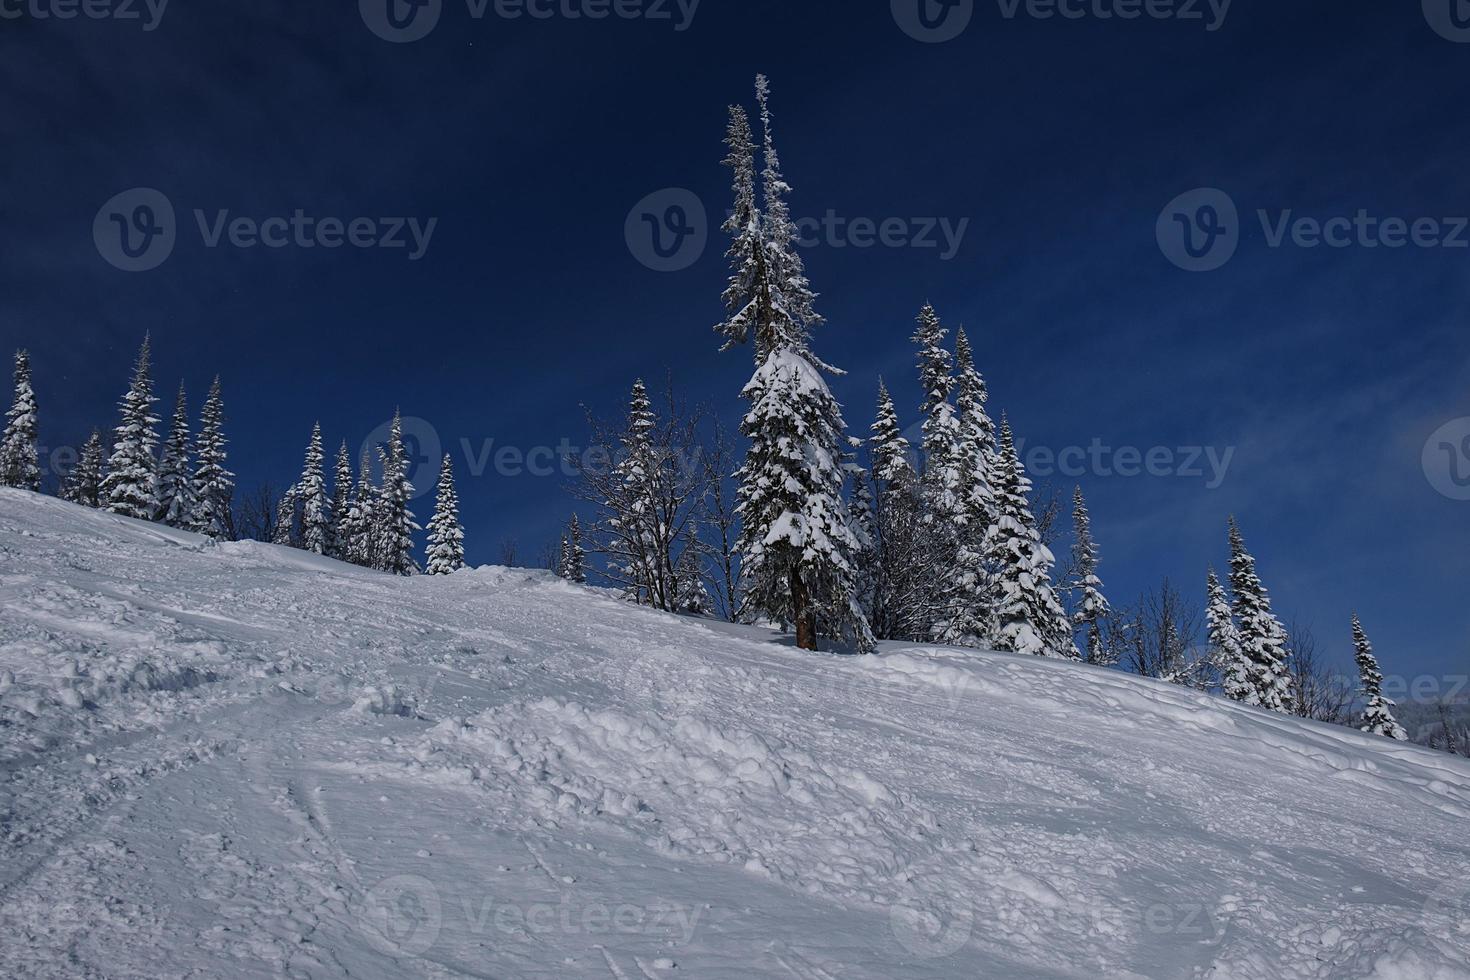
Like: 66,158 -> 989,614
1,489 -> 1468,979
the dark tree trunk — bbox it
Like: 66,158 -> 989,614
790,565 -> 817,651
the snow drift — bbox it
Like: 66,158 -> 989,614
0,488 -> 1467,978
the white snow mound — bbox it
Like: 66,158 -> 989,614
0,488 -> 1467,978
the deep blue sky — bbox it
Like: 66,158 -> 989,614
2,0 -> 1467,686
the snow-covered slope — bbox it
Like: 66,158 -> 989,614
1,488 -> 1467,979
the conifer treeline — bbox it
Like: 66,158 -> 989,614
0,340 -> 463,577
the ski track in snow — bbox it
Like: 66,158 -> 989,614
0,488 -> 1468,978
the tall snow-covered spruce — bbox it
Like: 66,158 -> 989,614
1069,487 -> 1112,665
102,336 -> 161,521
344,447 -> 378,568
558,513 -> 587,584
375,412 -> 420,576
297,423 -> 332,555
1206,566 -> 1250,701
984,418 -> 1075,659
425,454 -> 465,575
156,383 -> 196,528
188,377 -> 234,539
1227,518 -> 1295,713
63,430 -> 105,508
331,441 -> 354,560
718,76 -> 872,652
0,349 -> 40,492
1352,616 -> 1407,740
867,379 -> 926,641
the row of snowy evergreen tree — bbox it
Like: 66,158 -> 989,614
555,75 -> 1407,740
0,338 -> 466,578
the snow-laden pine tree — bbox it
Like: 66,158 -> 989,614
868,380 -> 927,641
0,349 -> 40,492
609,379 -> 660,603
1069,487 -> 1113,665
187,377 -> 234,539
425,454 -> 465,575
273,484 -> 299,547
156,383 -> 196,527
736,349 -> 874,651
1206,567 -> 1250,701
297,423 -> 332,555
672,536 -> 713,615
715,79 -> 871,652
1227,518 -> 1295,713
63,430 -> 105,507
344,447 -> 378,568
984,418 -> 1076,659
1352,615 -> 1407,740
913,305 -> 963,529
102,337 -> 161,520
714,102 -> 766,360
375,412 -> 420,575
330,441 -> 353,559
561,513 -> 587,584
934,326 -> 1000,647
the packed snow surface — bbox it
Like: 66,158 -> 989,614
1,488 -> 1467,978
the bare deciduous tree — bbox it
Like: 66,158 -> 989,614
232,482 -> 280,543
1287,621 -> 1354,724
1128,578 -> 1206,685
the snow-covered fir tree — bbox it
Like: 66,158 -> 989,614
273,484 -> 299,547
330,441 -> 354,560
558,513 -> 587,584
912,304 -> 963,531
713,79 -> 871,651
1069,487 -> 1114,664
934,326 -> 1000,647
610,379 -> 659,603
1227,518 -> 1295,713
63,430 -> 105,507
297,423 -> 332,555
344,447 -> 378,568
375,412 -> 420,576
714,102 -> 766,360
187,377 -> 234,539
1206,567 -> 1250,701
156,383 -> 196,528
736,349 -> 874,651
425,454 -> 465,575
984,418 -> 1076,659
672,536 -> 713,615
102,336 -> 161,520
870,380 -> 916,490
1352,615 -> 1407,740
867,380 -> 927,640
0,349 -> 40,492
